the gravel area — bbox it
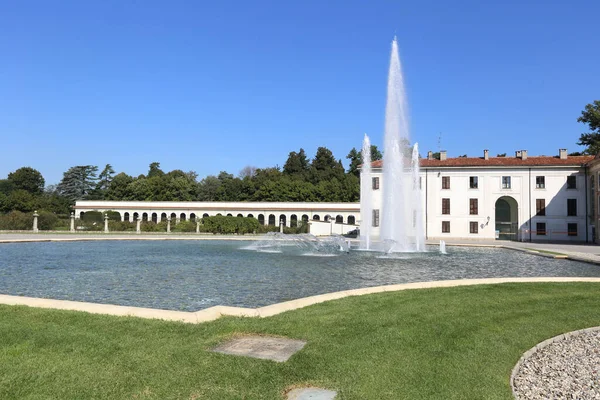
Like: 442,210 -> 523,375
513,328 -> 600,399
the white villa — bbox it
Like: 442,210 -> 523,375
367,149 -> 594,243
74,148 -> 599,243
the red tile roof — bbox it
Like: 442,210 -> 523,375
369,155 -> 593,168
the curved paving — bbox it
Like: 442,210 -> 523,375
2,277 -> 600,323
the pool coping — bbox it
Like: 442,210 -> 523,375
2,277 -> 600,324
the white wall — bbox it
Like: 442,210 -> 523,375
367,165 -> 590,242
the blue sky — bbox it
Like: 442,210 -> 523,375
1,0 -> 599,185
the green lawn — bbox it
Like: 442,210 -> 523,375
1,283 -> 600,399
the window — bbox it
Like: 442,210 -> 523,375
470,221 -> 478,234
536,176 -> 545,189
536,199 -> 546,216
442,176 -> 450,189
469,199 -> 478,215
442,221 -> 450,233
502,176 -> 511,189
442,198 -> 450,215
568,223 -> 578,237
567,176 -> 577,189
372,177 -> 380,190
536,222 -> 546,236
567,199 -> 577,216
469,176 -> 478,189
372,209 -> 379,227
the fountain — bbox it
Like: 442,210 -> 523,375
361,37 -> 425,253
360,134 -> 373,250
439,240 -> 447,254
243,232 -> 349,256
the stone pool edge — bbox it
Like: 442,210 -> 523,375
2,277 -> 600,324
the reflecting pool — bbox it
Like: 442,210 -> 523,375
0,240 -> 598,311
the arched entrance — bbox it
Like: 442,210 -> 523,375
495,196 -> 518,240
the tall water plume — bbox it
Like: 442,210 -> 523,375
380,37 -> 425,252
360,133 -> 373,250
411,143 -> 425,251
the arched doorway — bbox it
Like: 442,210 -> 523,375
495,196 -> 518,240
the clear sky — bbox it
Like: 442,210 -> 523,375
1,0 -> 599,185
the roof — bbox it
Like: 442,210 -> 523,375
369,155 -> 594,169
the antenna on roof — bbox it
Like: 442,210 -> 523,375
437,132 -> 442,152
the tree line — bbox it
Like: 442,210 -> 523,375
0,145 -> 382,217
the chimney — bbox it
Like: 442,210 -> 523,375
559,148 -> 567,159
427,151 -> 433,160
484,149 -> 489,160
440,150 -> 447,161
521,150 -> 527,160
515,150 -> 522,159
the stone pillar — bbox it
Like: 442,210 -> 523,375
104,214 -> 109,233
196,220 -> 200,233
279,219 -> 284,233
176,217 -> 180,225
70,212 -> 75,232
167,217 -> 171,233
136,217 -> 141,234
32,211 -> 39,233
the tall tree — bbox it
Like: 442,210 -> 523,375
346,148 -> 361,177
96,164 -> 115,192
105,173 -> 134,200
57,165 -> 99,202
577,100 -> 600,155
347,145 -> 384,177
197,176 -> 222,201
7,167 -> 45,195
147,162 -> 164,178
283,148 -> 310,176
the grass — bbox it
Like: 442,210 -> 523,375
523,247 -> 567,256
1,283 -> 600,399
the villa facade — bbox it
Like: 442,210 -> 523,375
75,149 -> 597,242
367,149 -> 594,242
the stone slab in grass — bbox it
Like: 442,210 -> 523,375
287,388 -> 337,399
212,336 -> 306,362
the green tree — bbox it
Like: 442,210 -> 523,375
7,167 -> 45,195
346,145 -> 382,177
96,164 -> 115,193
197,176 -> 222,201
283,148 -> 310,177
0,180 -> 14,195
576,100 -> 600,155
105,173 -> 134,200
147,162 -> 164,178
57,165 -> 99,202
310,147 -> 345,184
